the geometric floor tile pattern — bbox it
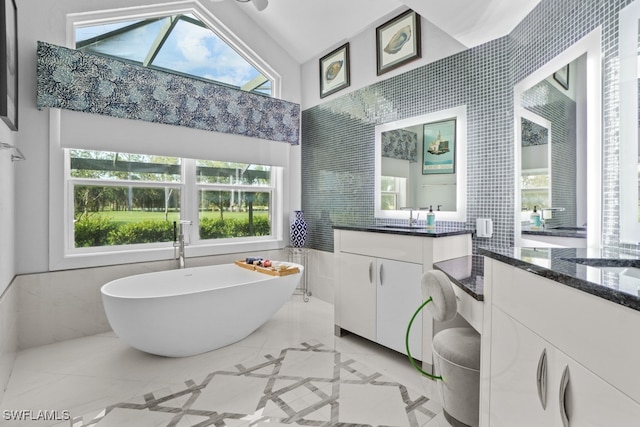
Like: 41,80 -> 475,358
69,342 -> 437,427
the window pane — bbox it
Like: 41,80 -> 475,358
151,17 -> 265,90
76,14 -> 272,96
521,173 -> 549,189
70,150 -> 181,182
521,171 -> 550,211
196,161 -> 271,185
199,189 -> 270,239
76,19 -> 168,63
76,20 -> 145,43
381,193 -> 398,210
521,190 -> 549,212
73,185 -> 180,247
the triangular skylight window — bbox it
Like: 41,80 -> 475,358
75,14 -> 272,96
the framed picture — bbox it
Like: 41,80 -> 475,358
319,43 -> 350,98
553,64 -> 569,90
0,0 -> 17,130
376,9 -> 421,76
423,118 -> 456,174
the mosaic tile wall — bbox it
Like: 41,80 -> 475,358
302,38 -> 512,252
522,79 -> 578,229
36,42 -> 300,145
301,0 -> 640,253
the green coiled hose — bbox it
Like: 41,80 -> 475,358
405,296 -> 442,380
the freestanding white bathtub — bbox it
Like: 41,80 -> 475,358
101,262 -> 303,357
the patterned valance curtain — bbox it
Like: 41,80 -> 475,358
521,118 -> 548,147
381,129 -> 418,162
36,42 -> 300,145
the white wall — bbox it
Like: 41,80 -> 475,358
0,106 -> 17,403
0,139 -> 15,295
15,0 -> 302,274
300,10 -> 467,110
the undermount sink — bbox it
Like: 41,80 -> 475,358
595,266 -> 640,278
379,225 -> 429,230
560,257 -> 640,268
561,257 -> 640,290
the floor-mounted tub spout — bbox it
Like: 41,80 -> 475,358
173,220 -> 192,268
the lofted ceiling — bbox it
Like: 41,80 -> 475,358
232,0 -> 542,64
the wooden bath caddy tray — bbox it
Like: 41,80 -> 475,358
234,260 -> 300,276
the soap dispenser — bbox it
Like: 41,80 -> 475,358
426,205 -> 436,230
530,206 -> 542,230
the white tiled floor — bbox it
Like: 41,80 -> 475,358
1,296 -> 452,426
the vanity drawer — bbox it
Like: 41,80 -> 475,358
490,259 -> 640,404
339,230 -> 423,263
451,285 -> 483,333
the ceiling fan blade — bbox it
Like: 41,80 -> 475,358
252,0 -> 268,11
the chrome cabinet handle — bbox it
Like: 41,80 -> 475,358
559,365 -> 570,427
369,261 -> 373,284
379,263 -> 385,286
536,348 -> 548,410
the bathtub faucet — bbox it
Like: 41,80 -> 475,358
173,220 -> 192,269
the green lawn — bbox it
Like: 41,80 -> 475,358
86,210 -> 268,225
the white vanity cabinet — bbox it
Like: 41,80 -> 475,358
490,307 -> 640,426
376,258 -> 423,359
334,228 -> 472,365
482,258 -> 640,426
489,307 -> 555,426
337,252 -> 377,341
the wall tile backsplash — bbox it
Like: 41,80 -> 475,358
302,0 -> 638,253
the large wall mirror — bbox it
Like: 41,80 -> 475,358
518,55 -> 588,229
374,106 -> 467,222
619,1 -> 640,244
513,29 -> 602,248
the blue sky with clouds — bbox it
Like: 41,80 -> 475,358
76,15 -> 263,89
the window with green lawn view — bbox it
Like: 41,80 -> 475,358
521,169 -> 550,213
69,149 -> 275,249
196,159 -> 272,240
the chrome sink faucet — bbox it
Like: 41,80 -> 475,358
401,207 -> 419,227
540,207 -> 565,228
173,220 -> 192,269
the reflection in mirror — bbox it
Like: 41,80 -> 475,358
375,106 -> 467,222
518,57 -> 587,230
619,1 -> 640,243
380,123 -> 456,211
513,29 -> 601,248
519,112 -> 551,221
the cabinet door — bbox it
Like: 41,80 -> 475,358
555,351 -> 640,427
490,308 -> 640,427
489,307 -> 556,427
338,252 -> 377,341
376,259 -> 423,359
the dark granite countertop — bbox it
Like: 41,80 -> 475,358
333,224 -> 472,238
433,255 -> 484,301
479,246 -> 640,311
522,226 -> 587,238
